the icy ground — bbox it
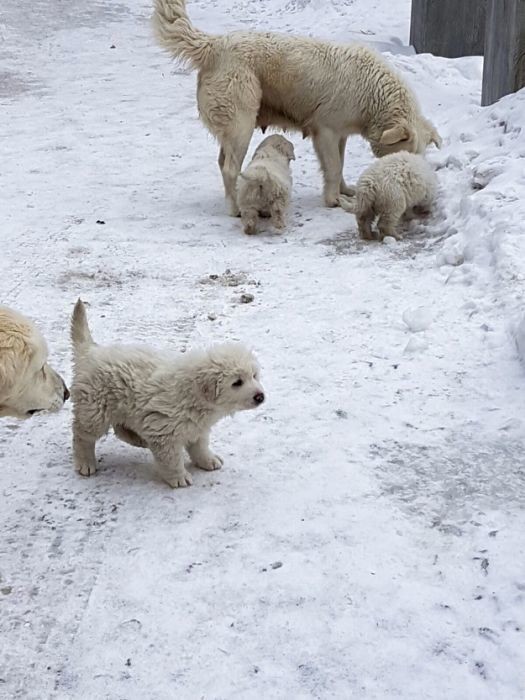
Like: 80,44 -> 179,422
1,0 -> 525,698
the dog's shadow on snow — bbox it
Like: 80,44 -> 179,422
92,449 -> 210,493
319,218 -> 452,257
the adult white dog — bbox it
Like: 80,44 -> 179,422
237,134 -> 295,234
0,306 -> 69,419
70,300 -> 265,488
153,0 -> 441,215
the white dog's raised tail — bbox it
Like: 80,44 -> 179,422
153,0 -> 215,69
71,299 -> 94,357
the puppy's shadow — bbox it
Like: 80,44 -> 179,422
94,448 -> 202,491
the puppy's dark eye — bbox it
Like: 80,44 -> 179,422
232,379 -> 244,388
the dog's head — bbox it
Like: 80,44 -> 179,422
0,307 -> 69,419
370,117 -> 442,158
196,343 -> 264,414
255,134 -> 296,162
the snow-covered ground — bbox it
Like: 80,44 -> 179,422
1,0 -> 524,697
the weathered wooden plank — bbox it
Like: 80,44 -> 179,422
410,0 -> 486,58
482,0 -> 525,105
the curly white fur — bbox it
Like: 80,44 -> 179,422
70,300 -> 265,488
153,0 -> 441,214
236,134 -> 294,235
339,152 -> 438,241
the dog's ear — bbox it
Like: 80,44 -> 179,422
0,335 -> 27,395
196,372 -> 220,401
379,123 -> 411,146
285,140 -> 295,161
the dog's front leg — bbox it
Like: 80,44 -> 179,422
149,440 -> 192,488
312,127 -> 343,207
73,419 -> 98,477
338,137 -> 356,196
186,432 -> 223,471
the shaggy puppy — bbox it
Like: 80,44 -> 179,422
153,0 -> 441,215
237,134 -> 295,235
70,300 -> 265,488
339,152 -> 438,241
0,306 -> 69,419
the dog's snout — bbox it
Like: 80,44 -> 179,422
63,385 -> 70,402
253,392 -> 265,405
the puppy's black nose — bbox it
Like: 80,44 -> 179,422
63,386 -> 70,402
253,392 -> 265,405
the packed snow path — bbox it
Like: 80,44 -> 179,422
1,1 -> 524,698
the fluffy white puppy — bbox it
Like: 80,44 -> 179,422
0,306 -> 69,419
339,152 -> 438,241
70,300 -> 265,488
237,134 -> 295,235
153,0 -> 441,215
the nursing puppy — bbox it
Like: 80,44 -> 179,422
237,134 -> 295,235
0,306 -> 69,419
153,0 -> 441,215
70,300 -> 264,488
339,152 -> 437,241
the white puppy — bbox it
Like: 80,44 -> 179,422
339,152 -> 438,241
153,0 -> 441,215
0,306 -> 69,419
70,300 -> 265,488
237,134 -> 295,235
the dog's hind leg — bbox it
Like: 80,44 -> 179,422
187,432 -> 223,471
149,440 -> 192,488
220,116 -> 255,217
241,207 -> 259,235
312,127 -> 344,207
271,204 -> 286,231
338,137 -> 355,196
357,210 -> 375,240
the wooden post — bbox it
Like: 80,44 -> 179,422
410,0 -> 486,58
482,0 -> 525,106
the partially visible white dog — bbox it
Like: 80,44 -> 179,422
339,152 -> 438,241
0,306 -> 69,419
237,134 -> 295,235
70,300 -> 265,488
153,0 -> 441,215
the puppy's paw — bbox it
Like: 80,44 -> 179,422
165,470 -> 193,488
77,462 -> 97,477
195,453 -> 223,471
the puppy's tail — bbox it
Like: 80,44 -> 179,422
153,0 -> 215,70
338,194 -> 357,213
71,299 -> 94,357
239,169 -> 272,187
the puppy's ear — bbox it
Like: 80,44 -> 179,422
197,372 -> 220,401
285,141 -> 295,161
380,123 -> 411,146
